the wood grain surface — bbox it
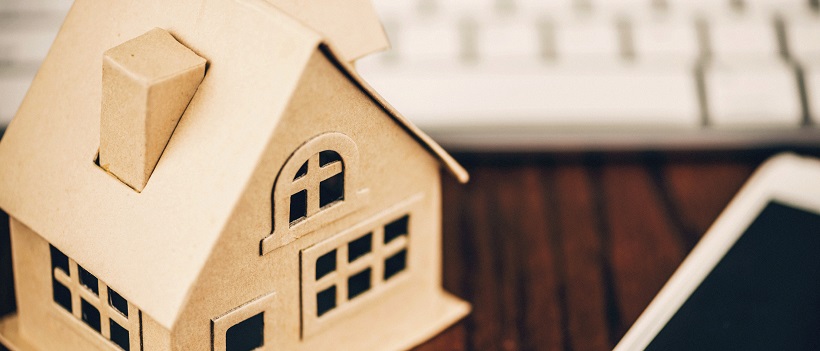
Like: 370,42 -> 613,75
415,149 -> 820,351
2,149 -> 819,351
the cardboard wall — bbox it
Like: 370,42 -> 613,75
10,219 -> 124,351
170,49 -> 446,350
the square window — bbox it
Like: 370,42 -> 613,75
347,268 -> 371,300
108,287 -> 129,317
384,215 -> 409,244
52,279 -> 72,312
49,245 -> 69,275
289,190 -> 308,224
384,249 -> 408,281
316,286 -> 336,317
315,250 -> 336,280
110,319 -> 130,351
347,233 -> 372,262
226,313 -> 264,351
319,173 -> 344,208
81,299 -> 101,332
78,265 -> 99,295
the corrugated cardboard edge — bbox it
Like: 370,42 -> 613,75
318,44 -> 470,184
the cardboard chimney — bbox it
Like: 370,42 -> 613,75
99,28 -> 206,192
0,0 -> 469,350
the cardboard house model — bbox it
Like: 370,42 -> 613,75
0,0 -> 470,350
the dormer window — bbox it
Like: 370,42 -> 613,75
262,133 -> 367,254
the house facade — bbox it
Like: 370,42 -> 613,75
0,0 -> 469,350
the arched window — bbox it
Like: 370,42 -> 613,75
288,150 -> 345,225
262,133 -> 367,255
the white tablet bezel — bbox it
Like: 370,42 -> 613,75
614,153 -> 820,350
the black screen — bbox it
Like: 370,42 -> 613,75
646,202 -> 820,351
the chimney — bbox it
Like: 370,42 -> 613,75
99,28 -> 206,192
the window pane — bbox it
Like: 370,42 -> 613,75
319,150 -> 342,167
315,250 -> 336,280
294,160 -> 308,180
78,265 -> 99,295
226,313 -> 264,351
319,173 -> 344,208
52,279 -> 72,312
289,190 -> 308,224
49,245 -> 69,275
108,287 -> 129,317
347,233 -> 372,263
317,286 -> 337,317
110,319 -> 130,351
347,268 -> 372,300
384,249 -> 408,281
384,215 -> 409,244
81,299 -> 101,332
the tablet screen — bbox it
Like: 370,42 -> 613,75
646,201 -> 820,350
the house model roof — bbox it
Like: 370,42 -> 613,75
0,0 -> 466,329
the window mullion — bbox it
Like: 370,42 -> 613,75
317,162 -> 342,180
54,267 -> 72,287
68,260 -> 82,320
337,244 -> 350,306
372,227 -> 386,290
306,154 -> 322,217
99,282 -> 111,338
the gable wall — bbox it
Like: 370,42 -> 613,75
171,50 -> 447,350
8,218 -> 171,351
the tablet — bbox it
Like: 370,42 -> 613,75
614,153 -> 820,351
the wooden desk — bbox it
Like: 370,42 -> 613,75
415,149 -> 820,351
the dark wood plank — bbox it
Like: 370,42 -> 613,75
551,165 -> 611,351
462,168 -> 506,351
597,161 -> 687,341
513,167 -> 566,351
491,168 -> 527,351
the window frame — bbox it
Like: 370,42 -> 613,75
299,194 -> 419,338
50,245 -> 142,351
211,292 -> 276,351
262,132 -> 368,255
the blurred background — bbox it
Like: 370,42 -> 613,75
2,1 -> 820,350
2,0 -> 820,150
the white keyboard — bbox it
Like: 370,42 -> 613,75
357,0 -> 820,149
2,1 -> 820,149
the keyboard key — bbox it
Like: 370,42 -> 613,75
743,0 -> 810,14
709,15 -> 781,59
704,60 -> 802,127
785,14 -> 820,62
477,19 -> 541,60
666,0 -> 734,14
392,20 -> 461,63
516,0 -> 575,12
589,0 -> 659,13
632,16 -> 701,63
553,17 -> 622,60
358,61 -> 700,128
